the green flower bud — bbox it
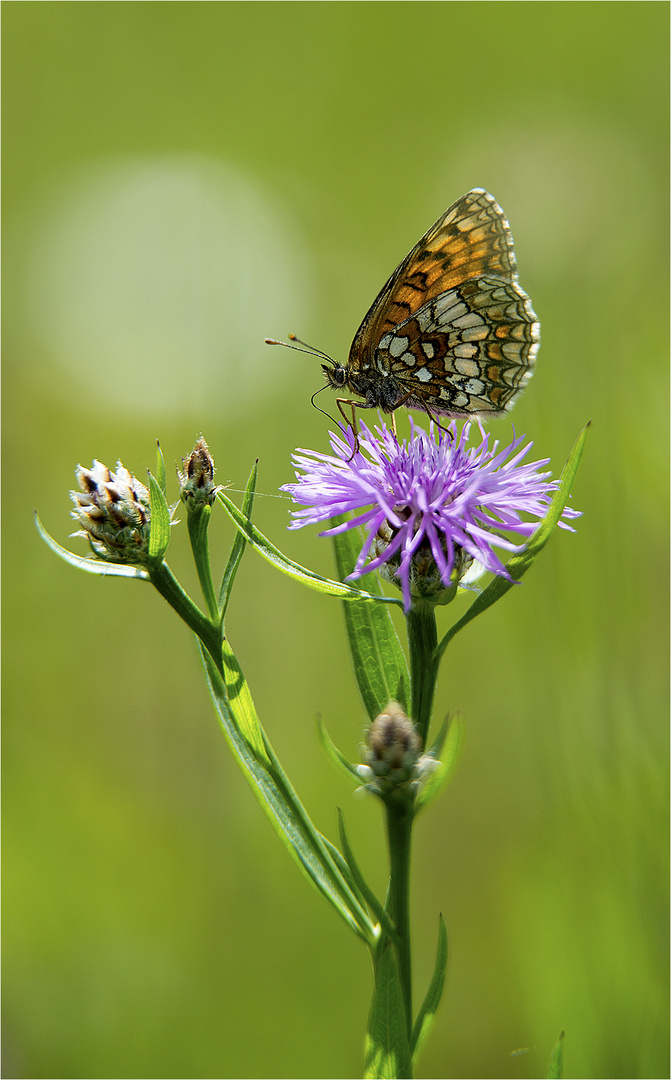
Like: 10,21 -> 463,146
178,436 -> 220,510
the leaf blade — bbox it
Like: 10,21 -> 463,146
411,915 -> 448,1062
436,424 -> 589,661
148,472 -> 171,560
364,941 -> 412,1080
35,512 -> 150,580
331,517 -> 409,719
217,491 -> 402,605
414,715 -> 464,814
546,1030 -> 565,1079
201,642 -> 377,945
218,460 -> 258,621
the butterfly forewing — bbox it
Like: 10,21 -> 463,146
343,187 -> 538,420
349,189 -> 521,366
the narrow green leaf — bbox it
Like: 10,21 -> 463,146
331,516 -> 409,719
200,643 -> 377,945
318,832 -> 368,912
218,490 -> 402,605
316,717 -> 361,784
411,915 -> 448,1062
337,809 -> 400,945
364,940 -> 412,1080
218,460 -> 258,621
35,512 -> 150,580
426,713 -> 449,759
221,637 -> 270,764
546,1030 -> 565,1079
436,424 -> 589,662
155,440 -> 167,497
414,715 -> 464,814
148,472 -> 171,559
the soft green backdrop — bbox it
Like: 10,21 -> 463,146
3,3 -> 668,1078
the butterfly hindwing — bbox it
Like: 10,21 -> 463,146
375,276 -> 539,415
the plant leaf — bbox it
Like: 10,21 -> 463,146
546,1030 -> 565,1079
219,460 -> 258,622
414,715 -> 464,814
411,915 -> 448,1062
331,516 -> 409,719
217,491 -> 402,605
364,940 -> 412,1079
200,641 -> 378,946
337,809 -> 399,945
35,512 -> 150,580
435,423 -> 589,663
155,440 -> 167,497
316,717 -> 361,784
148,472 -> 171,560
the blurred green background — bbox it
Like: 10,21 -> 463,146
3,3 -> 668,1078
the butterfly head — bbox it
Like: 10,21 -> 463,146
322,362 -> 347,389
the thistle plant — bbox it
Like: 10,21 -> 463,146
37,417 -> 585,1079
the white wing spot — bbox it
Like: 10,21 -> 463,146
453,343 -> 478,361
379,333 -> 393,350
421,342 -> 435,359
389,335 -> 410,358
401,351 -> 416,367
416,366 -> 433,382
454,356 -> 479,376
464,378 -> 485,395
451,311 -> 485,330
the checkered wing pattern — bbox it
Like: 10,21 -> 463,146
347,188 -> 539,417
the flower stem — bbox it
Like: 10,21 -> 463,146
147,560 -> 223,676
186,504 -> 220,624
385,797 -> 414,1047
406,599 -> 439,746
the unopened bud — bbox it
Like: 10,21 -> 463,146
178,437 -> 219,509
71,460 -> 151,564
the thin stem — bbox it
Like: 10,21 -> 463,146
385,797 -> 414,1044
406,599 -> 439,746
186,505 -> 220,625
147,560 -> 223,676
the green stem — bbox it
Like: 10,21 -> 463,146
406,600 -> 439,746
147,560 -> 223,676
385,797 -> 414,1044
186,505 -> 220,625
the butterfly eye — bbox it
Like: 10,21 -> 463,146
323,363 -> 346,388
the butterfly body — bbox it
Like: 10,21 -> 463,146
325,188 -> 539,423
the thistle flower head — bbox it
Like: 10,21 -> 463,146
71,460 -> 152,564
282,420 -> 579,611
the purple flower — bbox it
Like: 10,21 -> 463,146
282,420 -> 579,611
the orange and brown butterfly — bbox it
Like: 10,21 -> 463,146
267,188 -> 539,429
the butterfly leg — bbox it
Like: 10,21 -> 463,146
335,397 -> 363,455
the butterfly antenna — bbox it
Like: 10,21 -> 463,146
265,334 -> 336,367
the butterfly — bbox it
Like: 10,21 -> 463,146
268,188 -> 539,431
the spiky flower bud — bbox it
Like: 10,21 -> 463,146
70,461 -> 151,564
178,436 -> 219,509
356,702 -> 423,799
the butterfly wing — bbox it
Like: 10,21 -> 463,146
376,275 -> 539,417
349,188 -> 521,368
